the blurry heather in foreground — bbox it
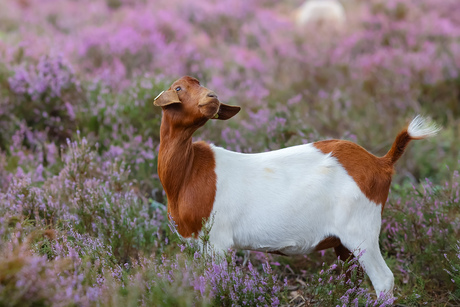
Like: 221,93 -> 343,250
0,0 -> 459,305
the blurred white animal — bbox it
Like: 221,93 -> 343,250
294,0 -> 346,28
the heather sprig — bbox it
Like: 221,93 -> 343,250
444,242 -> 460,302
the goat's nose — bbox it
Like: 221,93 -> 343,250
207,92 -> 217,98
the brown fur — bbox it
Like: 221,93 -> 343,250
334,243 -> 353,261
159,131 -> 217,237
382,130 -> 411,164
267,250 -> 288,256
315,236 -> 341,251
315,236 -> 352,261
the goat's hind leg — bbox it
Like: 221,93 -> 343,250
334,244 -> 364,283
342,238 -> 394,298
334,243 -> 353,261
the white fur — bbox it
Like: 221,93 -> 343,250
207,143 -> 393,296
408,115 -> 441,139
295,0 -> 346,27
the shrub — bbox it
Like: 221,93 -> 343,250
6,55 -> 82,147
380,170 -> 460,303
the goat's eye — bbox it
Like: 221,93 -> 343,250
175,87 -> 181,92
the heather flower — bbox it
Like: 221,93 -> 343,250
9,55 -> 77,100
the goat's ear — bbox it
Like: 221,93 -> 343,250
213,103 -> 241,120
153,90 -> 181,107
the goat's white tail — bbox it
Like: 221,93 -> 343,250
384,115 -> 440,165
407,115 -> 441,140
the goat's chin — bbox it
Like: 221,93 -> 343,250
199,105 -> 219,119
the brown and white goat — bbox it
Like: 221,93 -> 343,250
153,75 -> 439,297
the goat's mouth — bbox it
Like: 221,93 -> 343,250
198,97 -> 220,108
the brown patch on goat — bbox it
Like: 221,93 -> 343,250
267,250 -> 288,256
333,243 -> 353,261
315,236 -> 341,251
313,140 -> 393,209
159,139 -> 217,238
313,127 -> 415,210
315,237 -> 352,261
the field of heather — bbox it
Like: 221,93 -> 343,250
0,0 -> 459,306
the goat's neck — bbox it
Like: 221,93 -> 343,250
158,116 -> 217,237
158,120 -> 196,205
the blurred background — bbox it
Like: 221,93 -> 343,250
1,0 -> 458,195
0,1 -> 459,305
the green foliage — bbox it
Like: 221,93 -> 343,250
445,244 -> 460,302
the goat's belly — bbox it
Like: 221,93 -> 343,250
228,213 -> 334,255
232,235 -> 319,255
208,193 -> 339,254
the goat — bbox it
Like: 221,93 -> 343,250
153,75 -> 440,298
294,0 -> 346,28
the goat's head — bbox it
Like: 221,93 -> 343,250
154,76 -> 240,127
